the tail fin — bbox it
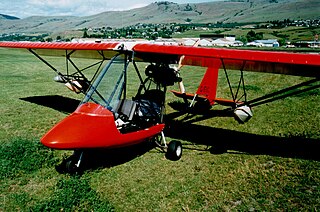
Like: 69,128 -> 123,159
196,60 -> 221,105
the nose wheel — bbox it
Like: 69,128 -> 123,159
64,150 -> 84,174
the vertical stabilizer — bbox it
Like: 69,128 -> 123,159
196,60 -> 221,105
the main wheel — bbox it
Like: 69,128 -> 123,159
166,140 -> 182,161
65,158 -> 79,174
65,151 -> 83,174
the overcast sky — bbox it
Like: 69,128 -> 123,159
1,0 -> 218,18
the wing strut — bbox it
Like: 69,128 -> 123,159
29,49 -> 64,79
133,60 -> 148,94
221,59 -> 247,107
29,48 -> 83,92
28,48 -> 108,94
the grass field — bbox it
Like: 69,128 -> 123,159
0,48 -> 319,211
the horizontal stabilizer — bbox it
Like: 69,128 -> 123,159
171,90 -> 206,101
171,90 -> 239,107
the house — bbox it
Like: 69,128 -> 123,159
211,37 -> 243,47
247,39 -> 279,47
183,38 -> 199,46
198,39 -> 212,47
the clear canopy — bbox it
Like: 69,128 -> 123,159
82,53 -> 128,111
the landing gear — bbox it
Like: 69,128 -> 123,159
154,132 -> 183,161
166,140 -> 182,161
65,158 -> 78,173
64,150 -> 84,174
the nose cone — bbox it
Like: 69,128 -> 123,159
41,103 -> 117,149
41,102 -> 166,150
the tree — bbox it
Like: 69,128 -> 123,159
83,28 -> 88,38
238,35 -> 247,44
246,30 -> 263,42
278,38 -> 286,46
45,37 -> 53,42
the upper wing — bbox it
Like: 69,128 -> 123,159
133,44 -> 320,77
0,41 -> 122,59
1,41 -> 319,77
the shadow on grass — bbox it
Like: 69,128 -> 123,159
164,121 -> 320,161
56,141 -> 157,174
167,101 -> 236,123
20,95 -> 81,114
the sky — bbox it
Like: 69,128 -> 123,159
1,0 -> 218,19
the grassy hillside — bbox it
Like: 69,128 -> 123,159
0,48 -> 319,211
0,0 -> 319,34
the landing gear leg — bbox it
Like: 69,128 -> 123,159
65,150 -> 84,174
160,131 -> 168,148
154,131 -> 167,149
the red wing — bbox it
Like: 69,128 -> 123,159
0,41 -> 121,59
133,44 -> 320,77
1,41 -> 319,77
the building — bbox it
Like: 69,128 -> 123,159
211,37 -> 243,47
246,39 -> 279,47
198,39 -> 212,47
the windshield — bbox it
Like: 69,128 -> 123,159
82,53 -> 128,110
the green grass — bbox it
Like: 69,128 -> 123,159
0,48 -> 319,211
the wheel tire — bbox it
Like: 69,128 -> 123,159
166,140 -> 182,161
65,157 -> 81,174
65,159 -> 76,173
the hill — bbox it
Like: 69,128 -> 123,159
0,0 -> 319,34
0,14 -> 19,20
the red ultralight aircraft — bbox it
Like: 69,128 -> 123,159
0,41 -> 319,172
